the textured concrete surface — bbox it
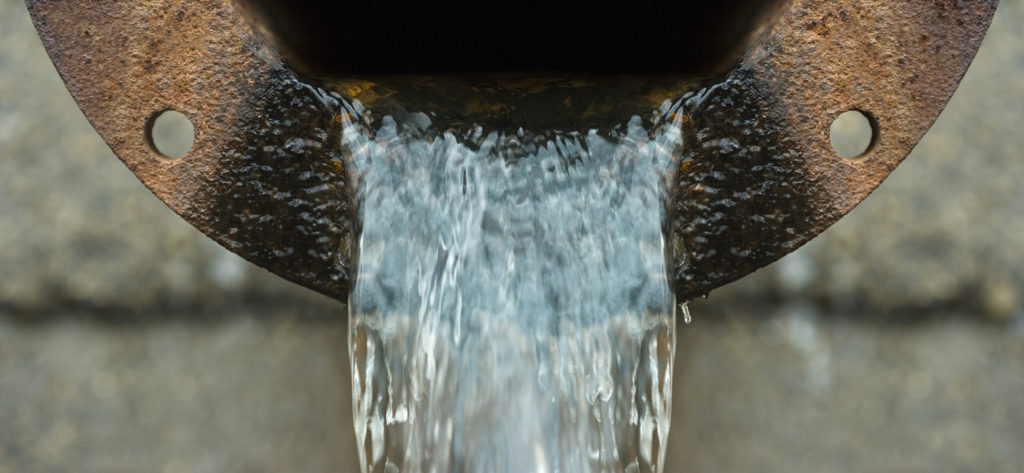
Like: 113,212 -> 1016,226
670,305 -> 1024,473
1,0 -> 1023,471
0,314 -> 354,473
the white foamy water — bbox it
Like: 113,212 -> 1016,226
343,99 -> 686,473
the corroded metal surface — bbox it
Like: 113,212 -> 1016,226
25,0 -> 355,299
669,0 -> 999,297
25,0 -> 997,302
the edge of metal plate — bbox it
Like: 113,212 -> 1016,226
25,0 -> 998,302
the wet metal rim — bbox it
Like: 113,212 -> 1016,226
25,0 -> 998,302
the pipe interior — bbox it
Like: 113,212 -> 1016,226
236,0 -> 789,77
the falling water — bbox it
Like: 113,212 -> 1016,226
342,91 -> 687,473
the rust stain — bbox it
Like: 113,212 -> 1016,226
668,0 -> 998,298
24,0 -> 998,302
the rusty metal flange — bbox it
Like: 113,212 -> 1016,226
669,0 -> 998,297
25,0 -> 998,302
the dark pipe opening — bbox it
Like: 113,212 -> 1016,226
236,0 -> 788,77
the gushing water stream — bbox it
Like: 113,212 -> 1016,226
342,94 -> 686,473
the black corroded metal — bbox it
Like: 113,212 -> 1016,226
25,0 -> 998,302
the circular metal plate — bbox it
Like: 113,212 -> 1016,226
25,0 -> 998,301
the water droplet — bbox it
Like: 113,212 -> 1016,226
680,303 -> 692,324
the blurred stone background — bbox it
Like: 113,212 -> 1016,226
1,0 -> 1022,471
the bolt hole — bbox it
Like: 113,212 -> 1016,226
830,110 -> 876,159
147,110 -> 195,160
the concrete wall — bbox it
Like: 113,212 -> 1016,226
1,0 -> 1022,471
